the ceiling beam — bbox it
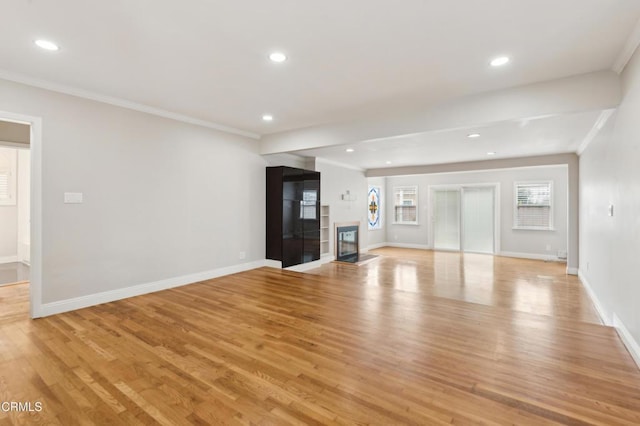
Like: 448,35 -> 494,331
260,71 -> 621,155
365,153 -> 576,178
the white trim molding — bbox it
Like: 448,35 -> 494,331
0,69 -> 259,140
285,256 -> 335,272
566,267 -> 578,275
366,242 -> 388,251
0,110 -> 42,319
264,259 -> 282,269
613,314 -> 640,370
576,109 -> 616,155
612,16 -> 640,74
385,242 -> 431,250
39,260 -> 269,317
578,270 -> 611,326
498,251 -> 560,262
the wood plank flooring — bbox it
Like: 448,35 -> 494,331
310,248 -> 602,324
1,248 -> 639,424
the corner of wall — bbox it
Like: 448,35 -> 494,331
577,269 -> 611,326
613,314 -> 640,370
577,271 -> 640,369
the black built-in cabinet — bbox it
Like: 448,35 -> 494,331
266,166 -> 321,267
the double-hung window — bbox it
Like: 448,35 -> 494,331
514,181 -> 553,230
393,186 -> 418,224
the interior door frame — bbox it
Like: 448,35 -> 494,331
428,183 -> 501,254
0,143 -> 30,265
0,110 -> 42,318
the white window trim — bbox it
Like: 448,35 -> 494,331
513,180 -> 555,231
392,185 -> 419,225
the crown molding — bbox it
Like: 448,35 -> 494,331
612,17 -> 640,74
576,109 -> 615,155
0,69 -> 260,140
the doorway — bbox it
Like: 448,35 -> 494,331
431,185 -> 498,254
0,122 -> 31,324
0,111 -> 41,318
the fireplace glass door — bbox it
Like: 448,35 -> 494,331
336,225 -> 359,262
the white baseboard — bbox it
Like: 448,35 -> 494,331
578,270 -> 611,326
264,259 -> 282,268
285,256 -> 335,272
566,267 -> 578,275
613,313 -> 640,370
498,251 -> 560,262
385,242 -> 431,250
366,242 -> 387,251
0,255 -> 18,265
38,259 -> 269,318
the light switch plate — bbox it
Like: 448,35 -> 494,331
64,192 -> 83,204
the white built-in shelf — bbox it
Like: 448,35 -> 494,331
320,204 -> 330,255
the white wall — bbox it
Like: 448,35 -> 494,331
384,166 -> 568,258
0,146 -> 18,261
366,176 -> 386,247
17,149 -> 30,264
0,78 -> 266,306
579,44 -> 640,352
315,159 -> 368,257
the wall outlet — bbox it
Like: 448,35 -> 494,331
239,251 -> 246,260
545,244 -> 551,251
394,234 -> 398,241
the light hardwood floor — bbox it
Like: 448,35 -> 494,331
0,248 -> 639,424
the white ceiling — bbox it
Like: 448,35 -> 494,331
294,111 -> 603,170
1,0 -> 639,168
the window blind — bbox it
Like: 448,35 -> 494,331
394,186 -> 418,223
0,171 -> 9,201
515,182 -> 552,229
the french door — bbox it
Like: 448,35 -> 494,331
433,186 -> 495,254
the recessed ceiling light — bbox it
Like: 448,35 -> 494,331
345,148 -> 355,153
487,151 -> 496,156
262,114 -> 273,121
490,56 -> 510,67
269,52 -> 287,63
35,39 -> 59,51
386,161 -> 392,165
467,133 -> 481,139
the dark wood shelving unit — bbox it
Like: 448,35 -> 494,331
266,166 -> 321,267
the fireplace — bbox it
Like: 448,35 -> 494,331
335,222 -> 359,263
